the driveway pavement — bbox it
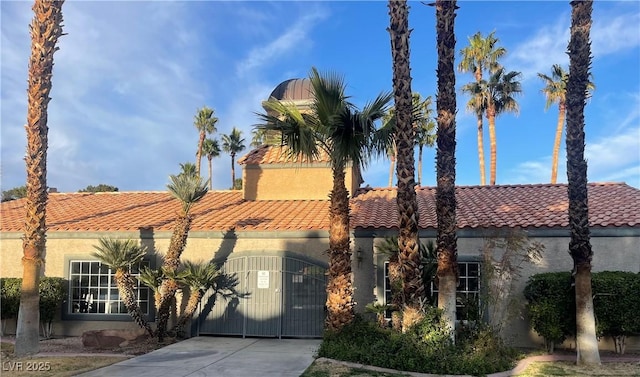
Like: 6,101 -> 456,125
76,337 -> 321,377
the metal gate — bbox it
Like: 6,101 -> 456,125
197,255 -> 327,338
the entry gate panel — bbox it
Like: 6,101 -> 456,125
197,255 -> 327,338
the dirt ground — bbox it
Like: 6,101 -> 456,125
1,335 -> 177,356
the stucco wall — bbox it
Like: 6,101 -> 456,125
242,164 -> 360,201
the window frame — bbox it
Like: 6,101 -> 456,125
62,257 -> 154,321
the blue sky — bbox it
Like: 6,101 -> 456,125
1,1 -> 639,193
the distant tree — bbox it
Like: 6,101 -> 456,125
222,127 -> 246,190
538,64 -> 594,184
194,106 -> 218,177
250,129 -> 265,148
178,162 -> 197,178
2,186 -> 27,202
459,31 -> 506,186
202,138 -> 221,190
16,0 -> 64,357
413,94 -> 436,186
78,184 -> 119,193
232,178 -> 242,190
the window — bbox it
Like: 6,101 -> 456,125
68,260 -> 150,315
383,260 -> 481,321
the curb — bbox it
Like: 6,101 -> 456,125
315,354 -> 640,377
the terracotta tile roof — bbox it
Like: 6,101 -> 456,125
1,183 -> 637,234
0,191 -> 330,232
351,183 -> 640,230
238,145 -> 332,165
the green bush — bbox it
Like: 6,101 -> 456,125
0,278 -> 22,319
0,277 -> 67,322
318,313 -> 519,375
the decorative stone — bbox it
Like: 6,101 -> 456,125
82,328 -> 148,349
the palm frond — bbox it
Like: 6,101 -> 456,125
167,173 -> 208,214
180,260 -> 220,291
138,266 -> 163,293
91,238 -> 147,270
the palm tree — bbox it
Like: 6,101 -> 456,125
155,173 -> 208,341
388,0 -> 424,310
179,162 -> 197,178
459,31 -> 505,186
434,0 -> 459,338
538,64 -> 594,184
202,138 -> 221,190
464,68 -> 522,185
222,127 -> 246,190
413,93 -> 436,186
92,238 -> 153,336
250,129 -> 265,148
566,0 -> 600,366
194,106 -> 218,177
15,0 -> 64,357
257,67 -> 391,332
171,261 -> 220,336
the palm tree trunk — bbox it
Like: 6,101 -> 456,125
207,157 -> 213,190
230,153 -> 236,189
476,112 -> 486,185
196,131 -> 205,177
389,0 -> 423,310
115,270 -> 153,336
566,0 -> 600,366
434,0 -> 458,339
16,0 -> 64,357
418,145 -> 424,186
388,151 -> 396,187
325,165 -> 354,332
550,103 -> 566,184
172,289 -> 203,336
487,106 -> 497,185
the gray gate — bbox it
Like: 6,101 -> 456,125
197,254 -> 327,338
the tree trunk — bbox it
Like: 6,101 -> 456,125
434,0 -> 458,340
388,151 -> 396,187
550,102 -> 566,184
325,165 -> 354,332
207,157 -> 213,190
196,131 -> 205,177
172,289 -> 204,336
487,106 -> 497,185
16,0 -> 65,357
230,152 -> 236,189
418,145 -> 424,186
115,270 -> 153,336
566,0 -> 600,366
388,0 -> 423,309
476,112 -> 486,185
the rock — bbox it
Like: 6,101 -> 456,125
82,328 -> 149,349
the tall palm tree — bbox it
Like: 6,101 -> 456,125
434,0 -> 459,338
257,67 -> 391,332
458,31 -> 505,186
202,138 -> 221,190
15,0 -> 64,357
155,173 -> 208,341
538,64 -> 594,184
92,238 -> 153,336
171,261 -> 220,336
388,0 -> 424,309
194,106 -> 218,177
465,68 -> 522,185
413,93 -> 436,186
222,127 -> 246,190
566,0 -> 600,366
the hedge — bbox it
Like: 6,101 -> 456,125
0,277 -> 66,323
524,271 -> 640,354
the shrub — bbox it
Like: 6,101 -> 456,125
0,278 -> 21,320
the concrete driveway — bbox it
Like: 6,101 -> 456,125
76,337 -> 321,377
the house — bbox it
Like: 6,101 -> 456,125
1,78 -> 639,351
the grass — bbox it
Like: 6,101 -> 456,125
1,341 -> 128,377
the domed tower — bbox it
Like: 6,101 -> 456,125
239,78 -> 363,201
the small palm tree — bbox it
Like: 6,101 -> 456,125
201,138 -> 221,190
179,162 -> 197,178
194,106 -> 218,177
172,261 -> 220,336
92,238 -> 153,336
16,0 -> 65,357
222,127 -> 246,190
459,31 -> 505,186
257,67 -> 391,332
538,64 -> 594,184
156,173 -> 208,341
